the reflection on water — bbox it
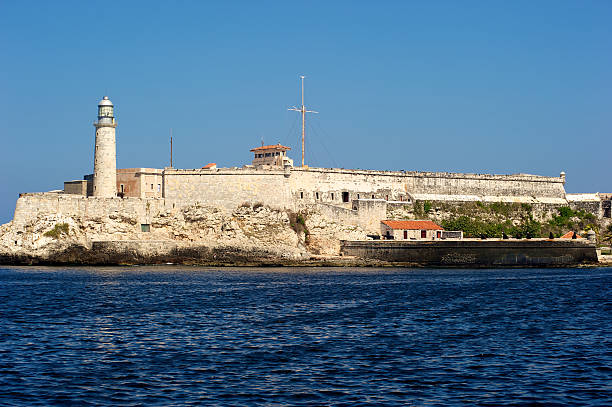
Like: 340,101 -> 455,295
0,266 -> 610,405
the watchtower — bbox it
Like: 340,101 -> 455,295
93,96 -> 117,197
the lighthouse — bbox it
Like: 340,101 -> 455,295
93,96 -> 117,197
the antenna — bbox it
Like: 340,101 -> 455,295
170,128 -> 173,168
288,75 -> 318,167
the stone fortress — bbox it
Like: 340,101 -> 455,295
2,95 -> 611,265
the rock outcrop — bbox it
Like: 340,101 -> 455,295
0,202 -> 368,265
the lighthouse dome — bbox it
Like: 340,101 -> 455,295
98,96 -> 113,106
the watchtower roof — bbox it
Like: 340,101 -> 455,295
250,144 -> 291,152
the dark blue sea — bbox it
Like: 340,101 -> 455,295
0,267 -> 610,406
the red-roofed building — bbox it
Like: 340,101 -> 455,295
250,143 -> 293,168
201,163 -> 217,170
560,231 -> 581,239
381,219 -> 456,240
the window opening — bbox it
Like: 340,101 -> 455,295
342,192 -> 349,203
141,224 -> 151,232
421,230 -> 426,238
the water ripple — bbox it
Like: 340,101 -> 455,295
0,266 -> 610,405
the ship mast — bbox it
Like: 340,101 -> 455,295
288,75 -> 318,167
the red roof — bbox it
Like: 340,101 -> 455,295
201,163 -> 216,169
560,231 -> 581,239
381,220 -> 443,230
250,144 -> 291,152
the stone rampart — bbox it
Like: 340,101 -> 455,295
163,168 -> 294,210
161,166 -> 568,210
12,193 -> 171,230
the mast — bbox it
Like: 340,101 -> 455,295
288,75 -> 318,167
170,128 -> 173,168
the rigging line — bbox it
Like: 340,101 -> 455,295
281,113 -> 300,150
304,127 -> 320,167
307,120 -> 339,169
312,120 -> 341,169
306,121 -> 338,169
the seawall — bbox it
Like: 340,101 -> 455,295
340,240 -> 598,267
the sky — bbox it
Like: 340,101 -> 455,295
1,1 -> 611,224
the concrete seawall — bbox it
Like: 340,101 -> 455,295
340,240 -> 598,267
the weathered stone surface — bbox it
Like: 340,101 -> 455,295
0,197 -> 371,265
340,240 -> 599,267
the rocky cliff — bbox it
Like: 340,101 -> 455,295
0,200 -> 367,265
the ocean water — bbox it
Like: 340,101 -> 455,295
0,267 -> 610,406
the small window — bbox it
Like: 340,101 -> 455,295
316,192 -> 319,199
331,193 -> 334,200
342,192 -> 349,203
120,184 -> 124,193
141,224 -> 151,232
357,194 -> 360,199
300,192 -> 304,199
404,231 -> 408,239
151,184 -> 154,190
421,230 -> 426,238
157,184 -> 161,192
372,195 -> 375,199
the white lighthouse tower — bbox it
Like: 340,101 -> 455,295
93,96 -> 117,197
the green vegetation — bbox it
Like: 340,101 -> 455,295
288,211 -> 309,238
441,216 -> 540,239
44,223 -> 70,239
440,204 -> 597,239
413,200 -> 433,218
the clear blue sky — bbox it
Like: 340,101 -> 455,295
1,1 -> 611,223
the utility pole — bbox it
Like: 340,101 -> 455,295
170,128 -> 173,168
288,75 -> 318,167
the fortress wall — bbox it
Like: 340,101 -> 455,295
9,167 -> 569,232
158,167 -> 567,212
163,169 -> 294,210
288,168 -> 567,205
12,193 -> 171,230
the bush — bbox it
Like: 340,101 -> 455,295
288,211 -> 309,237
44,223 -> 70,239
423,201 -> 432,214
442,215 -> 543,239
